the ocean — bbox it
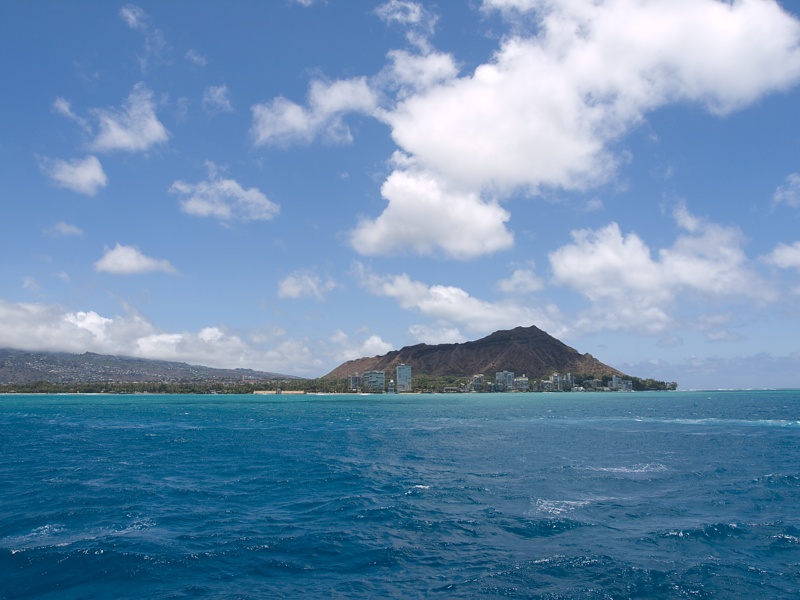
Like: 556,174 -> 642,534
1,390 -> 799,598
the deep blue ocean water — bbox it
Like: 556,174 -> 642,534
1,390 -> 799,598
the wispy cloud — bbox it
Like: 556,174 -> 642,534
54,85 -> 169,154
327,329 -> 394,363
119,4 -> 168,72
202,85 -> 233,114
496,268 -> 543,295
375,1 -> 438,51
44,221 -> 84,238
94,243 -> 177,275
773,172 -> 800,208
52,97 -> 90,133
90,83 -> 169,153
355,262 -> 564,337
170,163 -> 279,223
186,48 -> 207,67
549,204 -> 775,335
22,276 -> 41,294
764,241 -> 800,270
278,270 -> 337,301
251,78 -> 377,146
0,299 -> 339,376
39,155 -> 107,195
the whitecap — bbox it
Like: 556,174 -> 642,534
528,498 -> 590,517
587,463 -> 668,474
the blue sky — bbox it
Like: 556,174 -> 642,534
3,0 -> 800,389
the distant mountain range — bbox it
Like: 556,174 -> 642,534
325,325 -> 624,380
0,349 -> 295,384
1,326 -> 625,387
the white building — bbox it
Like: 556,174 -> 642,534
396,364 -> 412,392
362,370 -> 386,393
496,370 -> 514,392
347,373 -> 361,392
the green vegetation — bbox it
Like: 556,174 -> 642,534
0,380 -> 277,395
630,377 -> 678,391
0,374 -> 676,395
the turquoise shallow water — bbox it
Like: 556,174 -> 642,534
1,390 -> 799,598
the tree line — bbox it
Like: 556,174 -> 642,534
0,374 -> 676,395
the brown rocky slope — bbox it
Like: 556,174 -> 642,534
325,326 -> 623,380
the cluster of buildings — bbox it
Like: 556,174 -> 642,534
349,364 -> 412,394
347,365 -> 633,393
474,372 -> 632,392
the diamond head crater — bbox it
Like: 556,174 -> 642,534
0,326 -> 675,394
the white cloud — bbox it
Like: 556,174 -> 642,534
764,241 -> 800,269
278,271 -> 337,300
91,83 -> 169,152
0,299 -> 380,376
705,330 -> 743,343
0,300 -> 281,371
262,339 -> 324,375
355,263 -> 564,336
549,205 -> 774,335
52,97 -> 90,133
496,268 -> 543,294
0,302 -> 139,357
40,155 -> 107,195
384,50 -> 458,95
364,0 -> 800,258
119,4 -> 147,29
251,77 -> 377,146
119,4 -> 168,72
350,169 -> 513,259
584,197 -> 603,212
481,0 -> 537,12
44,221 -> 84,237
773,172 -> 800,208
250,0 -> 800,261
328,330 -> 395,363
202,85 -> 233,113
22,276 -> 41,293
375,1 -> 438,50
407,323 -> 466,345
186,49 -> 207,67
94,243 -> 177,275
175,97 -> 190,122
133,326 -> 256,368
376,0 -> 425,26
170,166 -> 279,222
388,1 -> 800,194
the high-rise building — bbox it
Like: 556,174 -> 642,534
396,364 -> 412,392
496,370 -> 514,392
348,373 -> 361,392
362,370 -> 386,393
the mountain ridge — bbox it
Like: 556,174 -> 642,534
325,325 -> 624,380
0,348 -> 296,384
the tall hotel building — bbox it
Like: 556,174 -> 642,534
396,364 -> 412,392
